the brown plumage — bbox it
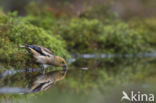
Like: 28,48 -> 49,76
30,70 -> 67,93
21,44 -> 67,74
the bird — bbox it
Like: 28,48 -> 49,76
30,69 -> 67,93
20,44 -> 67,74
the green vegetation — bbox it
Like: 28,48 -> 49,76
0,12 -> 69,68
53,18 -> 104,53
0,1 -> 155,103
128,17 -> 156,49
25,2 -> 57,30
23,3 -> 154,54
79,3 -> 118,23
53,19 -> 148,53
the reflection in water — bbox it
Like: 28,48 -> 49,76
0,68 -> 41,78
0,53 -> 155,103
68,53 -> 156,63
71,53 -> 156,59
30,69 -> 67,93
0,69 -> 67,94
0,87 -> 30,94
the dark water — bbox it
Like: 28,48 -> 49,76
0,54 -> 156,103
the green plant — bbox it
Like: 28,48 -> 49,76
98,22 -> 147,53
79,3 -> 118,23
128,18 -> 156,48
0,12 -> 69,69
53,18 -> 148,54
25,2 -> 57,30
53,18 -> 104,53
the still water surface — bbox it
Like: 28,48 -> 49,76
0,53 -> 156,103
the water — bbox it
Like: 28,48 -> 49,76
0,53 -> 156,103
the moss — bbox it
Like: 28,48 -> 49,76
0,8 -> 5,16
53,18 -> 148,54
0,12 -> 69,69
98,22 -> 148,53
25,2 -> 57,30
79,3 -> 118,23
128,17 -> 156,49
53,18 -> 104,53
23,3 -> 151,54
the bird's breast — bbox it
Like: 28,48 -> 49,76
36,55 -> 55,65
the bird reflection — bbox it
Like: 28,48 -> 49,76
30,69 -> 67,93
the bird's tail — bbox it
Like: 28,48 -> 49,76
19,43 -> 29,48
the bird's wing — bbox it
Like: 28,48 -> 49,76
41,82 -> 54,91
30,82 -> 47,93
39,46 -> 54,56
30,81 -> 54,93
24,44 -> 54,56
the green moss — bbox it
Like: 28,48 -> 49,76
53,18 -> 148,54
23,3 -> 151,54
25,2 -> 57,30
79,3 -> 118,23
128,17 -> 156,49
0,8 -> 4,16
0,13 -> 69,68
98,22 -> 147,53
53,18 -> 104,53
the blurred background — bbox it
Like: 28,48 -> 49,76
0,0 -> 156,18
0,0 -> 155,103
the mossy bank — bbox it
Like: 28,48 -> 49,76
24,3 -> 153,54
0,13 -> 69,69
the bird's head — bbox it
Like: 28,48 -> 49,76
55,56 -> 67,70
